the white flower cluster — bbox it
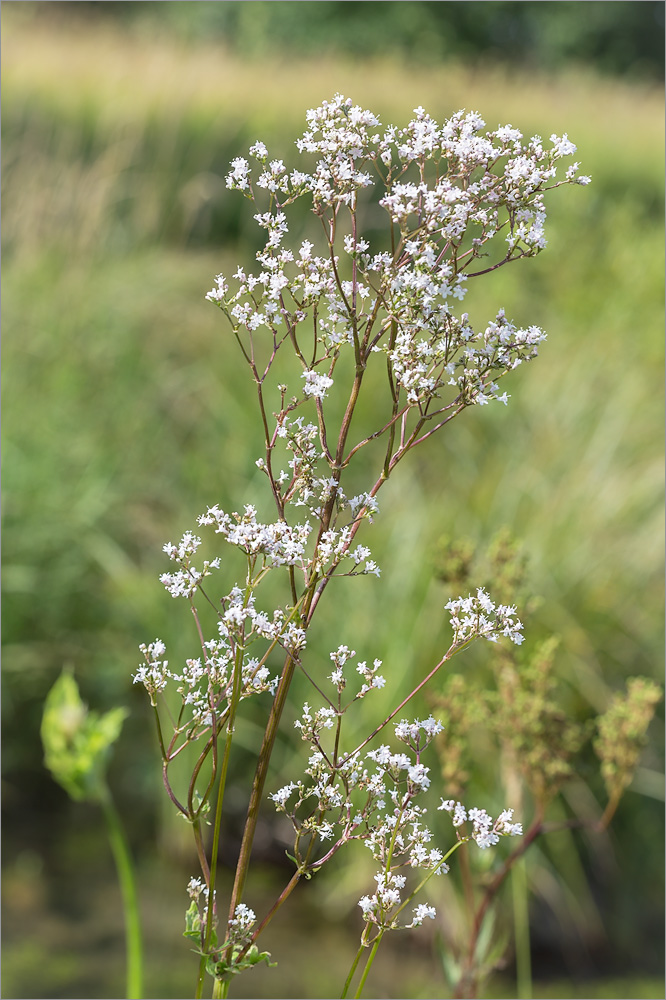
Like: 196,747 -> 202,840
355,781 -> 448,931
273,713 -> 450,933
191,498 -> 379,579
215,586 -> 306,655
358,872 -> 438,932
293,702 -> 337,741
268,415 -> 327,509
302,369 -> 334,399
445,587 -> 524,645
358,661 -> 386,696
328,644 -> 353,691
198,504 -> 312,569
208,96 -> 588,432
378,304 -> 546,407
160,531 -> 220,599
136,477 -> 388,728
205,272 -> 227,304
133,628 -> 279,731
186,875 -> 215,923
134,639 -> 212,722
228,902 -> 257,944
349,492 -> 379,522
409,903 -> 438,928
327,644 -> 386,697
272,682 -> 525,938
186,875 -> 210,902
361,792 -> 445,869
438,800 -> 523,849
313,526 -> 381,577
379,108 -> 588,248
134,639 -> 169,706
225,156 -> 251,191
174,640 -> 230,728
295,94 -> 380,208
358,871 -> 408,928
270,416 -> 349,517
394,715 -> 445,748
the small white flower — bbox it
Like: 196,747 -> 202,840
302,369 -> 334,398
187,876 -> 205,900
410,903 -> 437,926
229,903 -> 256,932
249,140 -> 268,160
445,587 -> 524,646
205,273 -> 227,304
226,157 -> 250,190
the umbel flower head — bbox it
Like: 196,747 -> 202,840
207,94 -> 590,428
446,587 -> 524,646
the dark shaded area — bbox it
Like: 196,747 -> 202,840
32,0 -> 666,80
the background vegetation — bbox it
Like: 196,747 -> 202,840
2,2 -> 664,998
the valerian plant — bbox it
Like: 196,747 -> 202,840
131,93 -> 652,999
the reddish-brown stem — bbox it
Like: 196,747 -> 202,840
225,648 -> 299,929
161,758 -> 188,816
456,807 -> 545,1000
236,870 -> 303,964
458,842 -> 476,930
465,247 -> 530,278
192,818 -> 212,886
340,646 -> 458,765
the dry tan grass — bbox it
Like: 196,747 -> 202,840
3,4 -> 663,158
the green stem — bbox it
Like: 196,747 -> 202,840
354,931 -> 384,1000
195,757 -> 229,999
195,958 -> 206,998
340,941 -> 366,1000
512,856 -> 532,1000
99,787 -> 143,1000
196,586 -> 256,998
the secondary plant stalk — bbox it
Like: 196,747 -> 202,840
100,786 -> 143,1000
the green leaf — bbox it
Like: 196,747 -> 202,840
41,668 -> 128,802
208,945 -> 276,982
207,957 -> 235,979
183,900 -> 202,941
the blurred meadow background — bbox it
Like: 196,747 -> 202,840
2,2 -> 664,998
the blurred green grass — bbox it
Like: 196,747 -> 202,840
2,6 -> 664,999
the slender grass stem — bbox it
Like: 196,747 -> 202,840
512,856 -> 532,1000
340,942 -> 366,1000
353,932 -> 384,1000
99,787 -> 143,1000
